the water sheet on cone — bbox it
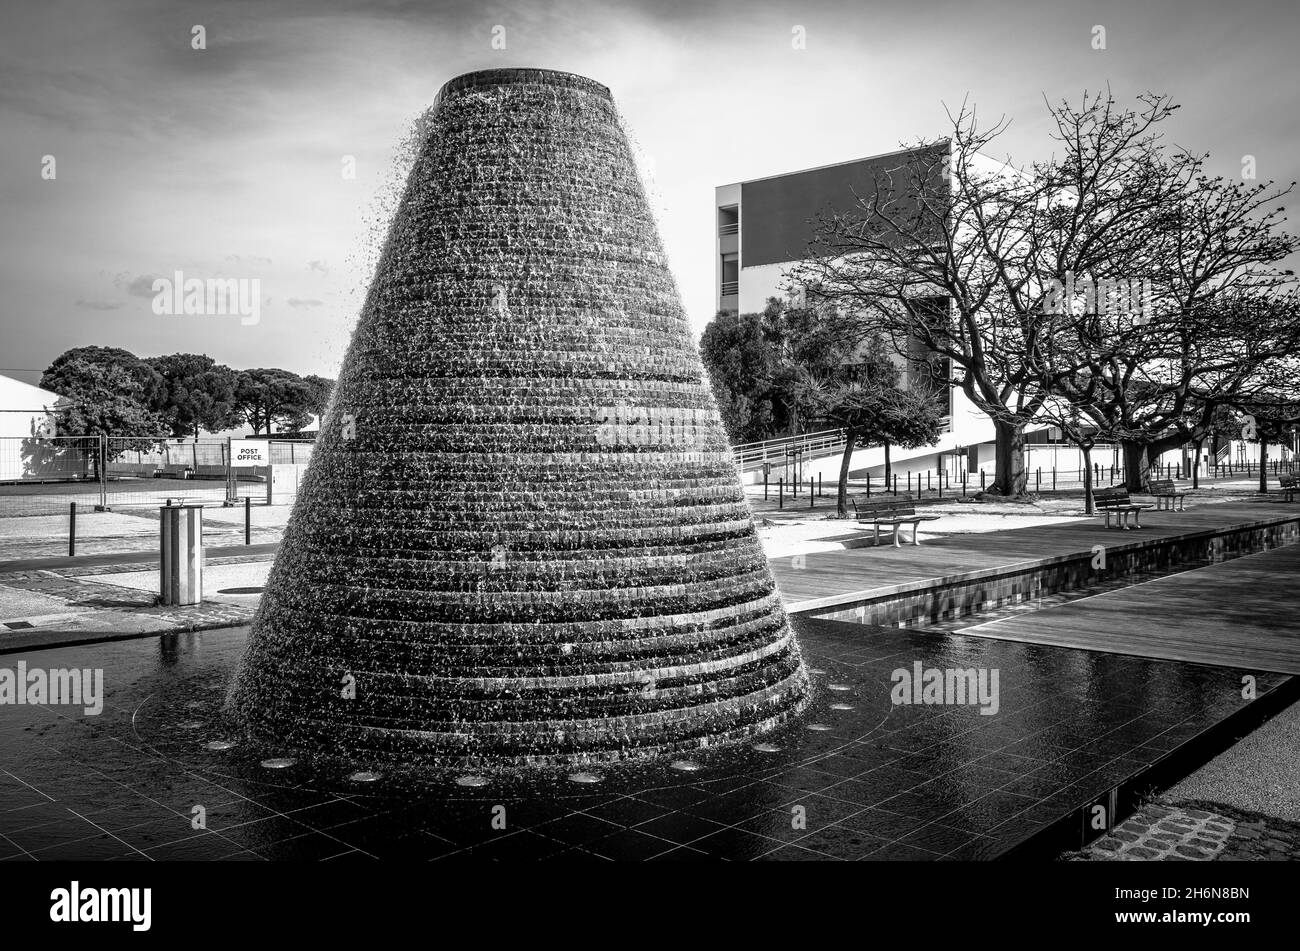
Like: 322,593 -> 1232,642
228,68 -> 809,765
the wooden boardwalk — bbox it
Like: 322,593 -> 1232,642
770,499 -> 1297,607
963,543 -> 1300,674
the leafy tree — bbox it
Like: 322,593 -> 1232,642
699,309 -> 779,443
145,353 -> 242,438
42,346 -> 166,410
234,369 -> 314,435
698,296 -> 844,443
799,339 -> 946,515
36,358 -> 167,478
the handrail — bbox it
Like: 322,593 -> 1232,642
732,416 -> 955,471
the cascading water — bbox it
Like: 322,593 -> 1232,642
227,68 -> 809,766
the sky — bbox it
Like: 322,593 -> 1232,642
1,0 -> 1297,386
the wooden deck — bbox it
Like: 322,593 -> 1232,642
963,543 -> 1300,674
769,499 -> 1298,607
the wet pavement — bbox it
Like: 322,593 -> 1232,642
0,617 -> 1285,861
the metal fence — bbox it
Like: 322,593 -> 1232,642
0,435 -> 316,517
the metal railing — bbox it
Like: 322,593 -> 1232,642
732,428 -> 848,471
731,417 -> 954,472
0,435 -> 316,516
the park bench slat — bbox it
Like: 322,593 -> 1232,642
1093,486 -> 1152,530
850,496 -> 941,548
1148,479 -> 1189,512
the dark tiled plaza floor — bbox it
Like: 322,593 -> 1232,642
0,620 -> 1285,861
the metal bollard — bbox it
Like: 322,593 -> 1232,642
160,502 -> 203,605
245,496 -> 252,545
68,502 -> 76,557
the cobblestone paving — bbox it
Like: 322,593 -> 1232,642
1071,799 -> 1300,860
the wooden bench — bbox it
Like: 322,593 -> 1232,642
1279,473 -> 1298,503
1093,486 -> 1151,529
1148,479 -> 1188,511
850,496 -> 941,547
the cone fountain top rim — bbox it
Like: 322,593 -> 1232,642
434,68 -> 612,104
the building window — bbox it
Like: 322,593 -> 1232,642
720,253 -> 739,298
718,205 -> 739,236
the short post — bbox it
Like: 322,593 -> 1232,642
68,502 -> 76,557
1036,468 -> 1041,492
244,496 -> 252,545
980,468 -> 986,491
893,473 -> 898,496
962,470 -> 967,497
159,502 -> 203,606
763,467 -> 769,501
809,477 -> 814,508
818,473 -> 822,497
927,470 -> 932,493
778,478 -> 784,510
908,472 -> 913,495
866,474 -> 871,497
937,469 -> 943,499
1052,467 -> 1056,491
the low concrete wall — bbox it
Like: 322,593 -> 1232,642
792,513 -> 1300,629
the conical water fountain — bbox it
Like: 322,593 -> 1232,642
227,68 -> 809,766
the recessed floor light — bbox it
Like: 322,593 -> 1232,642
670,760 -> 702,772
178,720 -> 204,730
349,771 -> 382,783
204,740 -> 236,751
260,757 -> 296,769
568,772 -> 602,784
829,703 -> 855,711
828,683 -> 852,692
455,774 -> 489,787
808,668 -> 828,675
752,742 -> 781,753
806,723 -> 832,732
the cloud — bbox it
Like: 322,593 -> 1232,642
74,298 -> 123,310
307,259 -> 329,275
287,298 -> 324,309
125,275 -> 162,297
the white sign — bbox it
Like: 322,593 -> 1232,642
230,439 -> 269,466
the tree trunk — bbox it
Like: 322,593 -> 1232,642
883,440 -> 892,482
1122,440 -> 1150,492
1081,442 -> 1094,515
1259,439 -> 1269,493
837,428 -> 860,517
992,419 -> 1027,496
